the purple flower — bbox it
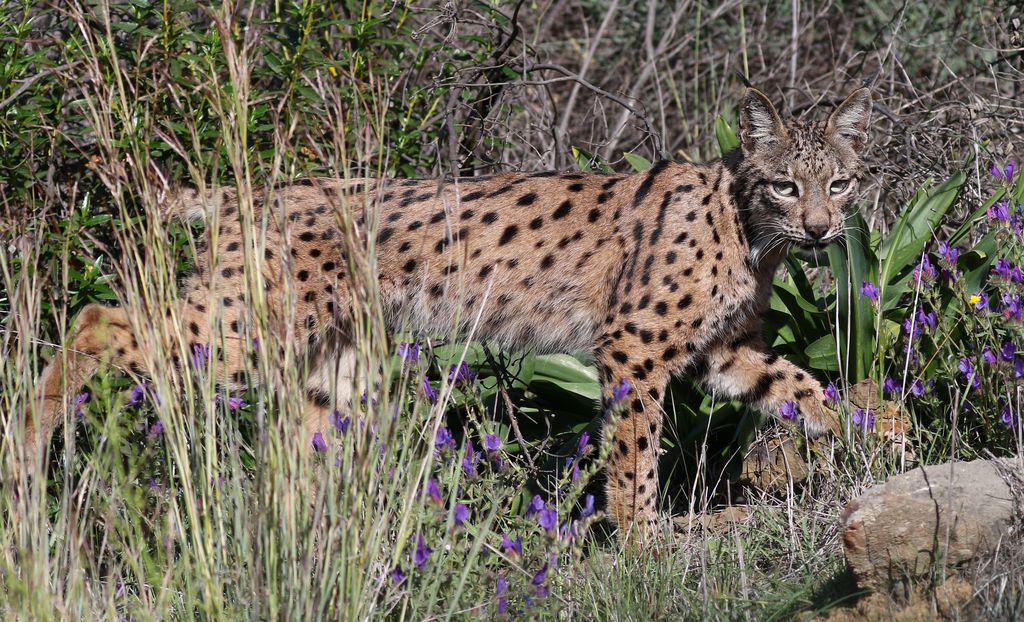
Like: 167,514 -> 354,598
421,376 -> 438,404
612,378 -> 632,402
917,309 -> 937,331
484,434 -> 501,452
462,442 -> 479,477
580,493 -> 595,518
972,292 -> 989,310
994,258 -> 1013,279
398,342 -> 420,363
1003,342 -> 1018,361
1015,357 -> 1024,378
190,343 -> 210,367
779,400 -> 799,421
413,534 -> 431,569
426,478 -> 442,504
227,396 -> 246,410
126,384 -> 146,407
149,420 -> 164,437
991,160 -> 1016,182
435,427 -> 454,450
983,347 -> 998,364
1004,292 -> 1021,319
390,566 -> 406,584
331,411 -> 350,433
454,503 -> 469,525
911,379 -> 926,396
74,392 -> 90,416
312,432 -> 327,452
1003,292 -> 1023,321
883,376 -> 899,394
577,431 -> 590,454
497,598 -> 508,615
527,495 -> 545,516
501,534 -> 522,557
903,316 -> 923,340
538,507 -> 558,531
860,281 -> 880,303
448,362 -> 476,384
988,200 -> 1010,222
532,564 -> 548,586
823,383 -> 840,402
937,241 -> 960,265
1002,406 -> 1017,427
958,357 -> 974,376
913,255 -> 936,283
496,575 -> 507,595
852,408 -> 875,429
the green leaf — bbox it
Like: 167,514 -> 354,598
827,213 -> 875,381
804,335 -> 839,371
715,116 -> 740,155
570,146 -> 613,173
948,187 -> 1005,246
623,152 -> 652,172
532,354 -> 598,385
879,172 -> 965,288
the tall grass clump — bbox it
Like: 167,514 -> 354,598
0,2 -> 601,618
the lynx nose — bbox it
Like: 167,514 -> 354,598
804,221 -> 829,241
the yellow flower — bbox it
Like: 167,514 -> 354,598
328,66 -> 337,77
969,294 -> 982,305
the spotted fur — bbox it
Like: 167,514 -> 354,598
31,88 -> 870,534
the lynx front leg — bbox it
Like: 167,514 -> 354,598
598,347 -> 672,537
31,304 -> 144,463
700,329 -> 838,437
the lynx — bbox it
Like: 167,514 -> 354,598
32,87 -> 870,531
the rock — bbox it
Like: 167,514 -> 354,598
740,432 -> 810,491
840,459 -> 1016,589
737,378 -> 912,495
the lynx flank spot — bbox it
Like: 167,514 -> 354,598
33,87 -> 869,535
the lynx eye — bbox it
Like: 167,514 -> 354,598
829,179 -> 851,194
772,181 -> 798,197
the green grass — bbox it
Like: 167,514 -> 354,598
2,1 -> 1023,619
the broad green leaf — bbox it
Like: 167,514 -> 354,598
570,146 -> 613,173
880,172 -> 965,288
772,279 -> 824,316
827,213 -> 874,381
804,334 -> 840,371
529,380 -> 600,402
532,354 -> 598,385
623,151 -> 652,172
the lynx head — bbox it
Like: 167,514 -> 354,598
731,87 -> 872,258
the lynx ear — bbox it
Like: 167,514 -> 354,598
738,88 -> 787,152
826,87 -> 872,151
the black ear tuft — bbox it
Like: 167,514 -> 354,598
738,88 -> 787,152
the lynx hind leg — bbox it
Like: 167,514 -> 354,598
600,361 -> 671,539
32,304 -> 147,463
302,343 -> 358,451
